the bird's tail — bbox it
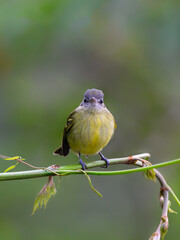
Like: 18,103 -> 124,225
53,146 -> 63,156
53,144 -> 70,156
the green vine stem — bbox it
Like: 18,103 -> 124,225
0,153 -> 180,207
0,153 -> 179,182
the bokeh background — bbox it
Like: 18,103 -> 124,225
0,0 -> 180,239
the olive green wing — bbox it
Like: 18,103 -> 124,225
114,119 -> 117,129
53,110 -> 76,156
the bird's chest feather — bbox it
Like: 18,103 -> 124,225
67,110 -> 114,154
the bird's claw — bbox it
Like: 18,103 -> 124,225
79,158 -> 87,170
100,160 -> 109,168
99,152 -> 110,168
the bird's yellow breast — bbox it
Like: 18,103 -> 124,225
67,108 -> 116,155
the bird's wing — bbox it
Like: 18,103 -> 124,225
53,110 -> 77,156
64,110 -> 76,134
60,110 -> 77,156
114,119 -> 117,129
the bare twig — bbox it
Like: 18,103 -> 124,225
121,156 -> 170,240
149,170 -> 169,240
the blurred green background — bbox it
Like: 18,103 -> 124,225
0,0 -> 180,239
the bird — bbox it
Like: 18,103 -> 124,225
53,88 -> 117,170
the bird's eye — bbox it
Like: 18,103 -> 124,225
99,99 -> 103,104
84,98 -> 87,103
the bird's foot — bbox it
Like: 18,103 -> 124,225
79,158 -> 87,170
99,152 -> 110,168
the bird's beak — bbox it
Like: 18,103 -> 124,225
89,97 -> 97,103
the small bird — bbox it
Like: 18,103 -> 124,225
53,88 -> 117,170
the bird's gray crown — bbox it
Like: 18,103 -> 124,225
84,88 -> 104,100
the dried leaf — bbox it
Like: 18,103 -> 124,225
3,156 -> 25,161
32,176 -> 57,215
4,162 -> 19,173
168,207 -> 177,214
168,200 -> 177,214
143,169 -> 156,182
160,216 -> 168,240
1,155 -> 25,172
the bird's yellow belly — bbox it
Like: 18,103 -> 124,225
67,110 -> 115,155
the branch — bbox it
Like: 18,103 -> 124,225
1,153 -> 180,239
0,153 -> 150,180
0,153 -> 180,181
149,170 -> 169,240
